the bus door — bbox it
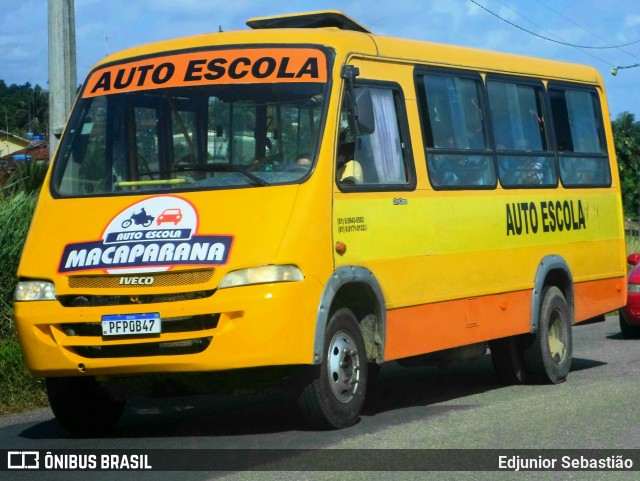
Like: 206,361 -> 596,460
332,77 -> 420,312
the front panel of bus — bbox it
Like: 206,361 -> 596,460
14,45 -> 337,377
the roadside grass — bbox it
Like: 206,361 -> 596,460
626,232 -> 640,256
0,191 -> 48,413
0,192 -> 38,336
0,331 -> 47,414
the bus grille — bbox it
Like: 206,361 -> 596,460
68,269 -> 214,289
60,314 -> 220,337
72,337 -> 212,358
57,290 -> 215,307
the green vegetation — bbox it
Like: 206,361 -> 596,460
0,81 -> 48,138
0,191 -> 38,333
0,190 -> 47,413
626,233 -> 640,256
2,159 -> 49,196
612,111 -> 640,218
0,334 -> 46,413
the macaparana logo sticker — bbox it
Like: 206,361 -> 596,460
59,196 -> 233,273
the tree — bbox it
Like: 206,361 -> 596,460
0,80 -> 49,137
612,111 -> 640,217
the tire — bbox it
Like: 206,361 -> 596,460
523,286 -> 573,384
489,335 -> 529,385
619,310 -> 640,339
46,377 -> 126,436
121,219 -> 132,228
297,308 -> 368,429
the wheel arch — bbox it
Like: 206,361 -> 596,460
313,266 -> 386,365
532,255 -> 574,332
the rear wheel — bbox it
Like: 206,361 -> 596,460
523,286 -> 572,384
297,308 -> 367,429
619,310 -> 640,338
46,377 -> 126,436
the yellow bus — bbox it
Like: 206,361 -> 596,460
14,10 -> 626,434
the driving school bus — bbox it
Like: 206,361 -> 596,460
14,10 -> 626,434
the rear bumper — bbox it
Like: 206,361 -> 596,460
620,292 -> 640,325
15,277 -> 322,378
620,306 -> 640,326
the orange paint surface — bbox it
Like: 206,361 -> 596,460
384,276 -> 625,361
574,277 -> 625,323
384,290 -> 532,361
83,48 -> 327,98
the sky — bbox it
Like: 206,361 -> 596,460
1,0 -> 639,119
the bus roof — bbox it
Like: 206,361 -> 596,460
93,10 -> 601,86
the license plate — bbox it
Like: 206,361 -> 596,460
101,313 -> 161,336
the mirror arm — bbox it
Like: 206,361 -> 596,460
341,65 -> 361,135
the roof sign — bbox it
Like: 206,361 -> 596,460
83,47 -> 328,98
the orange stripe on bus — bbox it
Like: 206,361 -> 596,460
384,290 -> 532,361
574,277 -> 625,323
383,276 -> 625,361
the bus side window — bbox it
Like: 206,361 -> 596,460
419,72 -> 495,190
336,86 -> 413,190
549,87 -> 611,187
487,79 -> 557,188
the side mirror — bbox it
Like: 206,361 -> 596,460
354,88 -> 375,136
628,253 -> 640,266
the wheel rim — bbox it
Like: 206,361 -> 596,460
326,329 -> 361,403
547,308 -> 567,364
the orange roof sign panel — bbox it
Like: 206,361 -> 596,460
83,47 -> 328,98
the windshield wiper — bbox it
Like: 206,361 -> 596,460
174,164 -> 269,187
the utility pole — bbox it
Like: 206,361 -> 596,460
48,0 -> 77,161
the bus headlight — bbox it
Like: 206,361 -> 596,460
218,265 -> 304,289
14,280 -> 57,301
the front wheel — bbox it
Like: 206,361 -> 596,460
297,308 -> 367,429
523,286 -> 573,384
46,377 -> 126,436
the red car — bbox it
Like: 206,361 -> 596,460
620,253 -> 640,338
156,208 -> 183,226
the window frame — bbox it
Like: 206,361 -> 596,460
485,74 -> 558,189
547,82 -> 611,189
414,67 -> 613,192
50,44 -> 336,199
415,67 -> 497,191
336,79 -> 416,193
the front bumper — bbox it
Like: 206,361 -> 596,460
14,277 -> 322,378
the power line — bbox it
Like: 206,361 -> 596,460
489,0 -> 610,67
611,63 -> 640,76
469,0 -> 640,50
532,0 -> 640,62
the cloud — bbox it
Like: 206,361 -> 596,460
624,14 -> 640,28
1,0 -> 638,117
0,0 -> 47,86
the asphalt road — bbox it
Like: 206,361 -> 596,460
1,315 -> 639,481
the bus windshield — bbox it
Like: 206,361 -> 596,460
52,82 -> 326,196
